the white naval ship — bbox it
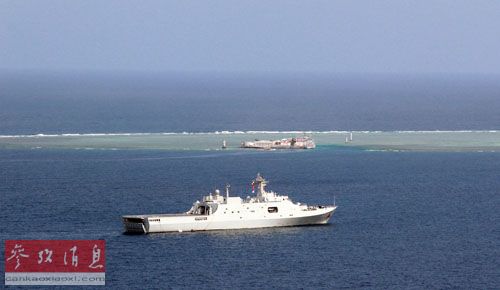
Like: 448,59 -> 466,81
122,174 -> 336,234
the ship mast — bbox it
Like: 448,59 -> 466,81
253,173 -> 267,196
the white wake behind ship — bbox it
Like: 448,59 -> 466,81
122,174 -> 336,234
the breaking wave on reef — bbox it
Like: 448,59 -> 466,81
1,130 -> 498,138
0,130 -> 499,152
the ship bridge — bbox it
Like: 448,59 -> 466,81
252,173 -> 289,202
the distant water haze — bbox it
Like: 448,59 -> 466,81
1,72 -> 499,134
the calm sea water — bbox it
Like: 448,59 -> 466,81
1,148 -> 499,289
1,73 -> 499,288
1,73 -> 500,134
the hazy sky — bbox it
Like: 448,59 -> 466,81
1,0 -> 500,74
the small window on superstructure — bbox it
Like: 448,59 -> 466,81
268,207 -> 278,213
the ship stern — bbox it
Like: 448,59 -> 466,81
122,216 -> 147,234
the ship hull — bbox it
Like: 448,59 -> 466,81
123,207 -> 335,234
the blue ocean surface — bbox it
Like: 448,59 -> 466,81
1,73 -> 500,134
1,73 -> 499,288
1,148 -> 499,289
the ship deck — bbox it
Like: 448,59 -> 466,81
122,213 -> 191,219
